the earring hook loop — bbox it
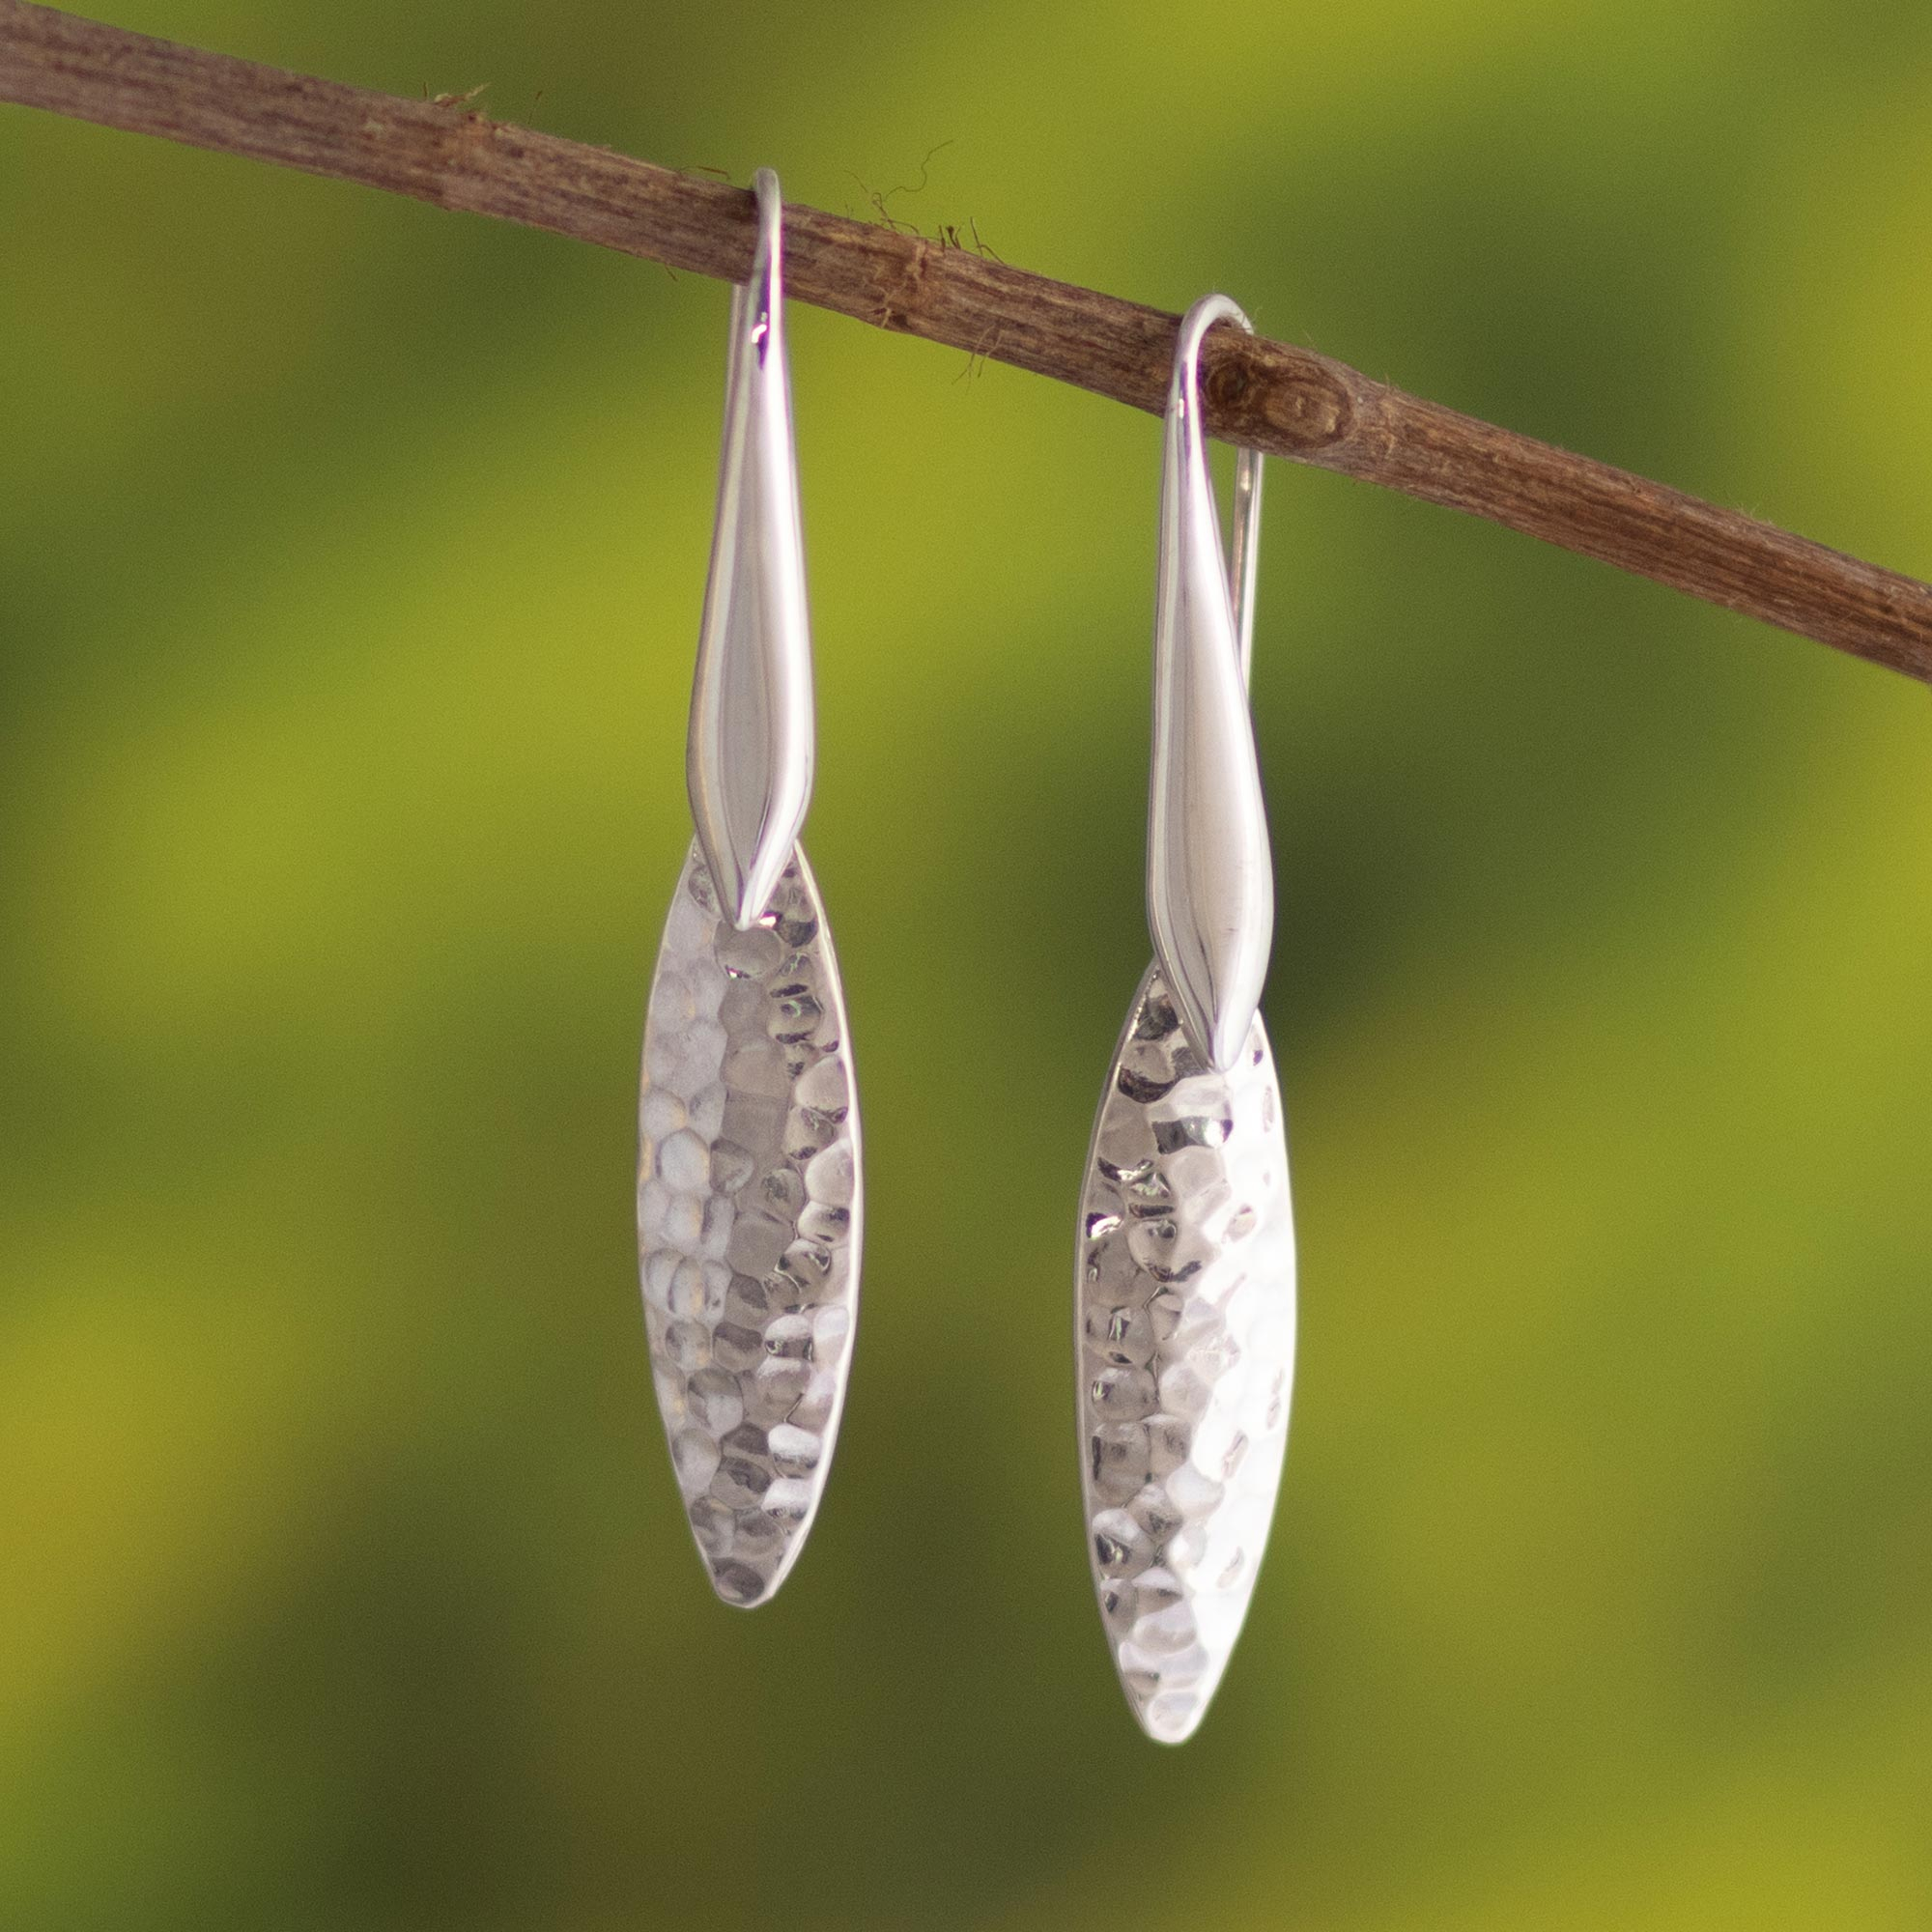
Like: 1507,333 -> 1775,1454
687,167 -> 816,930
722,168 -> 785,423
1146,293 -> 1273,1072
1170,294 -> 1264,683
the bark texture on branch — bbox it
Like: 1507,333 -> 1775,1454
3,0 -> 1929,684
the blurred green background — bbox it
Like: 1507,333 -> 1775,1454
4,0 -> 1932,1925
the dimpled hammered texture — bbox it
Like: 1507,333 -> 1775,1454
1077,964 -> 1295,1743
639,840 -> 860,1607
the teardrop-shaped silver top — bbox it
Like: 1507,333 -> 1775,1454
686,169 -> 815,930
1146,295 -> 1272,1073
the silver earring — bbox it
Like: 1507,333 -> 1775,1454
1076,295 -> 1296,1742
638,170 -> 862,1608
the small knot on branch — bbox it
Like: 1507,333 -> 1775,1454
1201,341 -> 1352,457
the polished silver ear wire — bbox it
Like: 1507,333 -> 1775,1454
1229,402 -> 1263,686
687,167 -> 815,931
1147,295 -> 1272,1073
639,169 -> 864,1608
1073,294 -> 1294,1744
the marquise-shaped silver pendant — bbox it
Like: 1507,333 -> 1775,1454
1075,964 -> 1296,1744
639,838 -> 861,1606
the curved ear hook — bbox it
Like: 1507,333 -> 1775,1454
1176,296 -> 1265,684
687,168 -> 816,930
719,167 -> 783,435
1146,294 -> 1273,1072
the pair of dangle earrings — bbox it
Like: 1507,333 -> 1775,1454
636,172 -> 1296,1744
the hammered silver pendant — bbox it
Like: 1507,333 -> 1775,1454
1077,293 -> 1293,1741
639,171 -> 860,1605
1077,964 -> 1295,1743
639,839 -> 860,1606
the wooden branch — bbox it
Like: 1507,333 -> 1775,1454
4,1 -> 1930,686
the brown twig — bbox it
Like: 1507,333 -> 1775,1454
2,0 -> 1929,684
